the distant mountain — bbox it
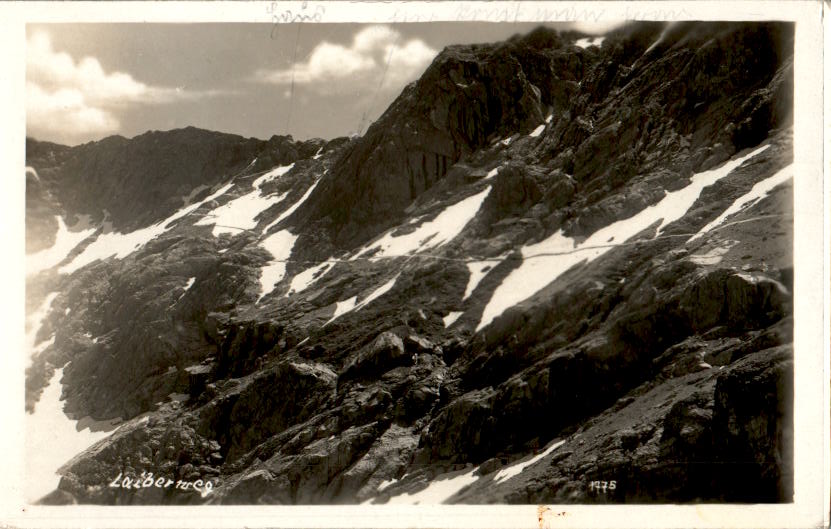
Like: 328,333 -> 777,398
26,21 -> 794,505
26,128 -> 327,234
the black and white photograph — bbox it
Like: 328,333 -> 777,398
3,2 -> 827,528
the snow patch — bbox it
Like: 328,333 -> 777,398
60,182 -> 234,274
529,124 -> 546,137
354,187 -> 491,259
575,36 -> 605,49
252,163 -> 294,189
690,164 -> 792,242
25,367 -> 115,503
477,144 -> 770,331
176,277 -> 197,301
325,275 -> 400,325
384,467 -> 479,504
286,262 -> 333,296
355,275 -> 399,312
493,439 -> 565,484
443,311 -> 464,327
156,182 -> 235,227
377,478 -> 398,492
324,296 -> 358,326
464,260 -> 500,300
27,292 -> 58,366
689,240 -> 739,266
26,216 -> 96,276
195,187 -> 288,237
257,230 -> 298,300
483,167 -> 499,180
262,179 -> 320,233
32,335 -> 55,358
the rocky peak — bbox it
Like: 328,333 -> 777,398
297,27 -> 593,248
291,22 -> 792,255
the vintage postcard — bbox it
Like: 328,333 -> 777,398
1,1 -> 827,528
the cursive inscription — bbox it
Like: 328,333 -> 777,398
109,470 -> 216,498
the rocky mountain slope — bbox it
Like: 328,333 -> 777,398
25,21 -> 794,505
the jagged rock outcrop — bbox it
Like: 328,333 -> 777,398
197,360 -> 337,463
340,331 -> 410,382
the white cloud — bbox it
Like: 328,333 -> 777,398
252,25 -> 437,91
27,82 -> 119,141
26,31 -> 222,144
383,38 -> 438,86
353,25 -> 399,53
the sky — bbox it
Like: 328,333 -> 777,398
26,22 -> 621,146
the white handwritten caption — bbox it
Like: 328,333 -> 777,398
109,471 -> 216,498
588,480 -> 617,493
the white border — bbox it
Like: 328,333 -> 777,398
0,2 -> 826,528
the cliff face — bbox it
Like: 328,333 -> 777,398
26,21 -> 794,505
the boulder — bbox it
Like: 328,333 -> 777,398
341,331 -> 409,381
186,364 -> 214,400
542,170 -> 576,210
680,270 -> 791,333
404,334 -> 438,357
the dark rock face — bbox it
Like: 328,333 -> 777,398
26,21 -> 795,506
418,388 -> 498,462
680,270 -> 791,332
197,360 -> 337,463
215,321 -> 282,379
712,346 -> 793,501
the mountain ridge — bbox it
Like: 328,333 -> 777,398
25,21 -> 794,505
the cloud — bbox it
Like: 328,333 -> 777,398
27,82 -> 120,141
26,31 -> 223,144
252,25 -> 437,91
570,21 -> 630,35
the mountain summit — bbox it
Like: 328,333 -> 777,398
26,21 -> 794,505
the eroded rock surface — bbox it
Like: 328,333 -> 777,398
25,22 -> 794,505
